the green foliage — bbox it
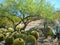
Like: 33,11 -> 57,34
0,17 -> 13,28
0,34 -> 4,41
25,35 -> 36,45
54,10 -> 60,21
19,0 -> 54,20
30,31 -> 39,40
47,30 -> 54,36
42,27 -> 54,37
6,14 -> 21,25
13,38 -> 25,45
3,0 -> 55,23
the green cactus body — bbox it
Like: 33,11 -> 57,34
0,30 -> 3,34
19,34 -> 27,41
12,31 -> 20,39
31,31 -> 39,40
0,34 -> 4,41
21,30 -> 27,34
8,27 -> 14,32
13,38 -> 25,45
5,36 -> 14,45
26,35 -> 36,45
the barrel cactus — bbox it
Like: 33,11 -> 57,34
25,35 -> 36,45
0,34 -> 4,41
12,31 -> 20,39
0,30 -> 3,34
8,27 -> 14,32
19,34 -> 27,41
21,30 -> 27,34
13,38 -> 25,45
5,36 -> 14,45
5,32 -> 12,38
31,31 -> 39,40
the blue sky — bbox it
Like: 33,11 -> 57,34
0,0 -> 60,10
0,0 -> 3,3
47,0 -> 60,10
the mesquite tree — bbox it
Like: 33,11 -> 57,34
0,0 -> 55,31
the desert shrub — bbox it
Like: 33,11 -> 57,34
12,38 -> 25,45
25,35 -> 36,45
30,31 -> 39,40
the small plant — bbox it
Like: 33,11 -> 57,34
47,30 -> 54,36
30,31 -> 39,40
13,38 -> 25,45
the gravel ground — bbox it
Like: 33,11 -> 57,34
0,41 -> 5,45
37,37 -> 59,45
